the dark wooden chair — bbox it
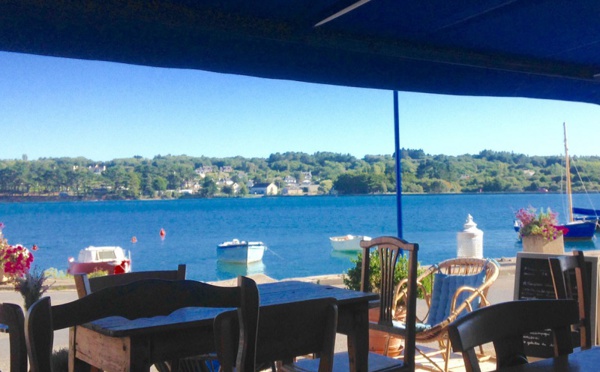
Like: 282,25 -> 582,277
295,237 -> 419,371
548,250 -> 592,350
0,303 -> 27,372
448,299 -> 579,372
73,264 -> 189,371
25,277 -> 259,372
215,297 -> 338,372
73,264 -> 186,297
358,236 -> 419,371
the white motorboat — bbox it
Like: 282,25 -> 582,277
217,239 -> 266,264
67,246 -> 131,275
329,235 -> 371,252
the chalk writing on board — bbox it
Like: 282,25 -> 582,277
517,258 -> 556,300
516,256 -> 568,358
523,331 -> 553,358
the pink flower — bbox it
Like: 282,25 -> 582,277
0,244 -> 33,279
516,207 -> 564,241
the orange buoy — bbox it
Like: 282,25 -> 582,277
160,228 -> 166,239
131,236 -> 137,243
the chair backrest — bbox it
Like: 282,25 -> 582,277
215,297 -> 338,372
424,258 -> 499,327
25,277 -> 259,372
429,257 -> 498,298
448,299 -> 579,372
74,264 -> 186,298
359,236 -> 418,368
0,303 -> 27,372
548,250 -> 591,349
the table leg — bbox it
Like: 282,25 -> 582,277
343,302 -> 370,372
69,327 -> 96,372
71,326 -> 144,371
129,338 -> 153,371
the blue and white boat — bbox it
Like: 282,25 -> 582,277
217,239 -> 266,264
573,207 -> 600,231
329,234 -> 371,252
561,220 -> 597,240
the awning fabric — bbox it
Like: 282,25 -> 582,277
2,1 -> 600,105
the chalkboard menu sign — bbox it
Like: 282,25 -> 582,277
514,252 -> 599,358
516,256 -> 556,300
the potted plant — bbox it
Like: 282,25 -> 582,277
15,267 -> 52,310
515,207 -> 567,254
343,252 -> 430,357
0,223 -> 35,283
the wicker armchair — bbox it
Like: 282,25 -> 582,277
391,257 -> 500,372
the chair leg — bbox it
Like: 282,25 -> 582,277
443,340 -> 451,372
415,345 -> 446,372
476,344 -> 492,363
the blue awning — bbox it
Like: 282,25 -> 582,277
3,1 -> 600,238
1,1 -> 600,105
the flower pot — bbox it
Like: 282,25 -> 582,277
522,235 -> 564,254
0,268 -> 6,284
368,307 -> 403,357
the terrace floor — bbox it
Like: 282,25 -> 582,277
0,258 -> 517,371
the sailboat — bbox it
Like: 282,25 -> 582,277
560,123 -> 597,241
572,207 -> 600,231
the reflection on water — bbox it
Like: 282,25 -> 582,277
330,250 -> 361,261
565,239 -> 598,251
216,260 -> 266,280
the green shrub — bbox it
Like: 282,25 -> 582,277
343,252 -> 432,298
43,268 -> 70,279
88,269 -> 110,278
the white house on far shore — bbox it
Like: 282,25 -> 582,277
250,182 -> 278,195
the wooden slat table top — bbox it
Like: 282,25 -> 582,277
502,347 -> 600,371
85,281 -> 378,337
257,280 -> 378,305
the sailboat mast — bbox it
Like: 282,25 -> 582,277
564,122 -> 574,223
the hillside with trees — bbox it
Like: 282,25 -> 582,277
0,149 -> 599,200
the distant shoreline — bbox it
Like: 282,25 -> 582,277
0,191 -> 579,203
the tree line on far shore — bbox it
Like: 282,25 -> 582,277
0,149 -> 599,200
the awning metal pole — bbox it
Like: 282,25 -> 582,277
394,91 -> 403,238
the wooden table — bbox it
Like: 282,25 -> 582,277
501,347 -> 600,371
69,281 -> 378,372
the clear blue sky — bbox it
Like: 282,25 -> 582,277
1,51 -> 599,161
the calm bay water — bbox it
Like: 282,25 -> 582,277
0,194 -> 598,282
